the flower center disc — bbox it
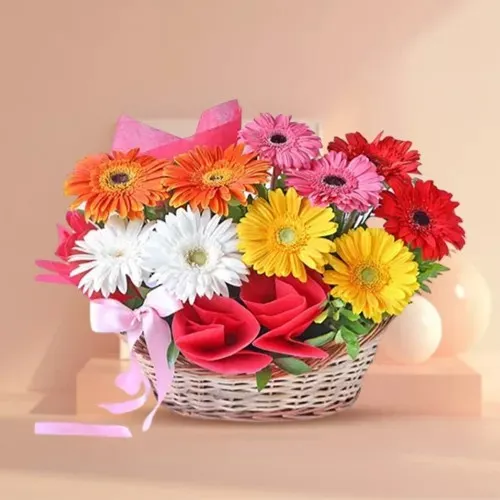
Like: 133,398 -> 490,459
269,133 -> 288,145
278,227 -> 297,245
202,165 -> 233,186
186,249 -> 208,267
110,172 -> 130,184
323,175 -> 346,187
101,160 -> 139,191
412,210 -> 431,226
360,266 -> 379,284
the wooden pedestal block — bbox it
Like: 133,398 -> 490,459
76,357 -> 483,417
358,357 -> 482,416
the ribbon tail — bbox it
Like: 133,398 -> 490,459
99,354 -> 151,414
141,313 -> 175,431
34,422 -> 132,439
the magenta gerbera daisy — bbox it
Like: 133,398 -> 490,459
286,151 -> 384,212
238,113 -> 322,170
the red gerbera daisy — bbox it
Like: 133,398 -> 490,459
327,131 -> 421,182
375,178 -> 465,261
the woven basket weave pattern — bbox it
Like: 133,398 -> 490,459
133,320 -> 389,421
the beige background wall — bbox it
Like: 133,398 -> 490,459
0,0 -> 497,395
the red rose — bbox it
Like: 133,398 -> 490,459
172,295 -> 272,375
241,272 -> 329,359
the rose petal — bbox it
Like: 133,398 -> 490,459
252,304 -> 327,359
188,351 -> 273,375
172,296 -> 261,363
281,273 -> 327,306
244,294 -> 306,328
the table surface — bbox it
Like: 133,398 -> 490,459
2,352 -> 500,499
2,397 -> 500,499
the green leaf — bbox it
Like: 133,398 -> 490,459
228,204 -> 244,222
126,297 -> 143,310
332,298 -> 345,308
334,330 -> 344,344
412,247 -> 424,263
144,206 -> 158,220
228,197 -> 241,207
342,319 -> 371,335
346,340 -> 360,360
274,357 -> 311,375
340,326 -> 357,344
275,176 -> 286,190
339,308 -> 359,322
305,331 -> 336,347
167,342 -> 180,368
314,310 -> 329,324
256,366 -> 272,391
255,183 -> 269,201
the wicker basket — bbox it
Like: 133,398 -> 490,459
132,318 -> 391,421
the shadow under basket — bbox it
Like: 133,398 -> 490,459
132,319 -> 391,422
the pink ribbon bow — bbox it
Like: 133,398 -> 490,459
111,99 -> 242,159
35,287 -> 182,438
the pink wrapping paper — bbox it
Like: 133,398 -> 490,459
112,99 -> 242,159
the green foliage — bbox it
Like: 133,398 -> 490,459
255,183 -> 269,201
275,176 -> 286,190
274,357 -> 311,375
346,341 -> 360,360
228,204 -> 246,222
228,197 -> 241,207
306,297 -> 374,360
305,331 -> 336,346
167,342 -> 180,368
412,248 -> 449,293
126,296 -> 144,310
256,366 -> 273,391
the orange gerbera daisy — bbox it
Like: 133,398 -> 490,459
165,143 -> 270,216
64,148 -> 169,222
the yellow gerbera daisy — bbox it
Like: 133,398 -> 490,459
237,188 -> 337,282
324,227 -> 419,323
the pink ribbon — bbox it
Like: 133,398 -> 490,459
35,286 -> 182,438
111,99 -> 242,159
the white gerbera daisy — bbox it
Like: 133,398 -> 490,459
143,207 -> 249,304
69,215 -> 153,297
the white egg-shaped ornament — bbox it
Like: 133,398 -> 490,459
425,254 -> 491,357
377,294 -> 442,365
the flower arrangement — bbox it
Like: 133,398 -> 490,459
36,100 -> 465,429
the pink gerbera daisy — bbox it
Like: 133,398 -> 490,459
286,151 -> 384,212
238,113 -> 322,170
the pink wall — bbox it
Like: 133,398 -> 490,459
0,0 -> 497,395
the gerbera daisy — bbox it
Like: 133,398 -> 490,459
286,151 -> 384,212
237,188 -> 337,282
68,215 -> 153,297
375,178 -> 465,261
238,113 -> 322,170
164,143 -> 270,216
324,227 -> 419,322
55,210 -> 96,261
327,131 -> 421,182
65,148 -> 169,223
143,207 -> 249,304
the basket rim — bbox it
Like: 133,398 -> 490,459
131,316 -> 393,380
